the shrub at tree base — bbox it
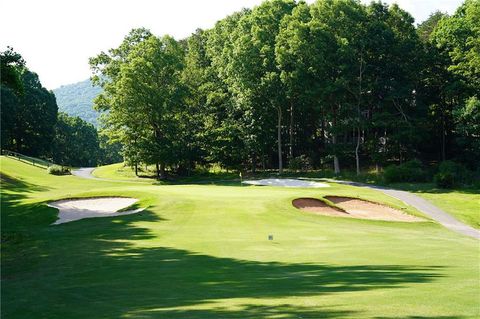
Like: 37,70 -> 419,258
47,165 -> 70,175
288,155 -> 313,172
434,161 -> 469,188
434,172 -> 455,189
384,160 -> 427,183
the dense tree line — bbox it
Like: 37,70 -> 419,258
3,0 -> 477,176
91,0 -> 479,178
1,49 -> 57,157
0,48 -> 121,167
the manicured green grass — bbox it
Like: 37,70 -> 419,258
92,162 -> 156,181
418,191 -> 480,229
1,156 -> 479,318
95,163 -> 480,228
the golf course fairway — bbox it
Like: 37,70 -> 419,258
1,156 -> 479,318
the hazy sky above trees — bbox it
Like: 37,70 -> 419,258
1,0 -> 462,89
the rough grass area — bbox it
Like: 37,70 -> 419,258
1,156 -> 479,318
390,183 -> 480,229
92,162 -> 155,181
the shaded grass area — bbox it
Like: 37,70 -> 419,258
92,162 -> 241,185
1,157 -> 479,318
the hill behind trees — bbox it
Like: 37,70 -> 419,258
53,79 -> 101,126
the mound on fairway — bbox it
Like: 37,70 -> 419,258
48,197 -> 143,225
243,178 -> 329,188
294,196 -> 425,222
292,198 -> 347,217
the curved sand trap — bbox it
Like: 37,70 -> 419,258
292,198 -> 347,217
244,178 -> 329,188
294,196 -> 424,222
48,197 -> 144,225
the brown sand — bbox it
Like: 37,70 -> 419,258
293,196 -> 424,222
292,198 -> 349,217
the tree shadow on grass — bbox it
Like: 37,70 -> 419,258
0,174 -> 454,318
1,172 -> 54,232
2,205 -> 449,319
153,179 -> 244,187
375,317 -> 466,319
1,172 -> 54,252
0,171 -> 51,196
144,304 -> 355,318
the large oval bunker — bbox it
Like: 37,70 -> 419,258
293,196 -> 425,222
48,197 -> 144,225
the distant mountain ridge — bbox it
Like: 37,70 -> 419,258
53,79 -> 102,126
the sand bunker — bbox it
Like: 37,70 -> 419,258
293,196 -> 424,222
48,197 -> 144,225
243,178 -> 329,188
292,198 -> 347,217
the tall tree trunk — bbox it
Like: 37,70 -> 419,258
320,110 -> 326,153
441,108 -> 446,161
289,100 -> 294,159
262,153 -> 266,172
160,162 -> 166,179
252,152 -> 257,174
334,156 -> 340,174
355,127 -> 361,175
156,162 -> 160,178
355,51 -> 364,176
277,106 -> 283,174
134,162 -> 138,176
333,133 -> 340,175
332,107 -> 340,175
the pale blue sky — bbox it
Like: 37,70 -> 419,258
0,0 -> 463,89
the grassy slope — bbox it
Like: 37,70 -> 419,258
418,192 -> 480,229
390,183 -> 480,229
92,162 -> 154,181
1,156 -> 479,318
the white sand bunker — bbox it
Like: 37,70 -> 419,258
243,178 -> 329,188
48,197 -> 144,225
293,196 -> 425,222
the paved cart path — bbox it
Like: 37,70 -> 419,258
325,179 -> 479,239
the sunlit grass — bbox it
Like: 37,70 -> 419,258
1,156 -> 479,318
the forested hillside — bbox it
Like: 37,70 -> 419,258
53,79 -> 102,126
